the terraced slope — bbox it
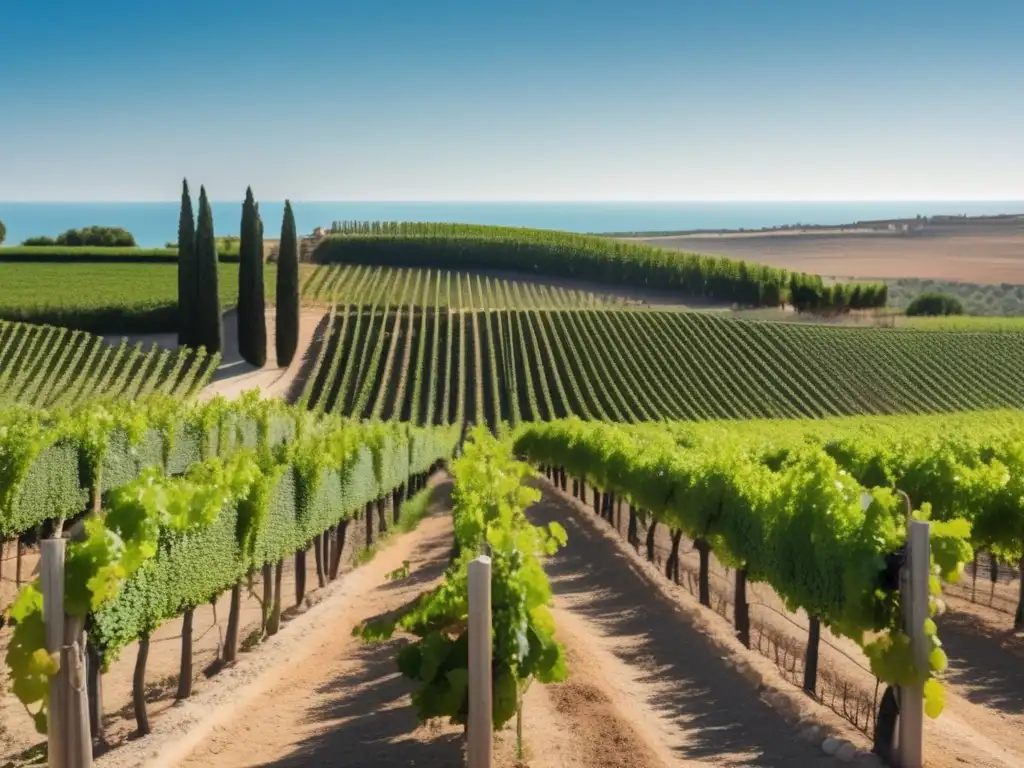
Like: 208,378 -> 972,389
0,321 -> 218,409
300,307 -> 1024,425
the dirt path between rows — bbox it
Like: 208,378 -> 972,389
198,307 -> 329,401
548,477 -> 1024,768
104,483 -> 460,768
158,476 -> 872,768
516,482 -> 836,767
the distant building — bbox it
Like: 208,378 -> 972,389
887,221 -> 924,234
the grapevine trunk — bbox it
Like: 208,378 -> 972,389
176,608 -> 193,700
267,560 -> 283,636
329,520 -> 347,580
313,534 -> 326,588
133,633 -> 151,736
261,563 -> 273,634
223,583 -> 242,663
804,616 -> 821,694
695,539 -> 711,607
734,568 -> 750,648
295,548 -> 307,605
646,518 -> 657,562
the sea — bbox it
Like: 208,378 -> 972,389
0,201 -> 1021,248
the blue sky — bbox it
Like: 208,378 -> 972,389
2,0 -> 1023,202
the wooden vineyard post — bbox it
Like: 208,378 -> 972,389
177,609 -> 194,700
42,539 -> 67,768
64,617 -> 91,764
898,519 -> 930,768
468,556 -> 493,768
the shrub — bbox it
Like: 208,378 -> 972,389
23,227 -> 136,247
905,292 -> 964,316
0,220 -> 5,245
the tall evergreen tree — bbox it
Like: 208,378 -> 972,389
177,179 -> 197,347
275,200 -> 300,367
237,188 -> 267,366
237,188 -> 254,361
254,203 -> 267,361
194,186 -> 223,355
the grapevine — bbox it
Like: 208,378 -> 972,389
2,392 -> 460,733
512,418 -> 976,719
355,426 -> 567,729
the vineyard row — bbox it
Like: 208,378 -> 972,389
0,320 -> 217,410
300,305 -> 1024,425
3,394 -> 460,739
300,263 -> 627,309
313,221 -> 888,310
511,418 -> 975,727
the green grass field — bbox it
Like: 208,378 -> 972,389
0,262 -> 286,333
0,246 -> 178,261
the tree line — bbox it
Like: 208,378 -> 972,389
22,226 -> 137,247
176,180 -> 299,366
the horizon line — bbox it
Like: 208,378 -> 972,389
3,198 -> 1024,205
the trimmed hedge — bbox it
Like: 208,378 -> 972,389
0,247 -> 241,264
0,304 -> 180,336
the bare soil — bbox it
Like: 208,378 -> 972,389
198,307 -> 329,401
629,230 -> 1024,283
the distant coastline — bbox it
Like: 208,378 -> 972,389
601,212 -> 1024,239
1,201 -> 1023,247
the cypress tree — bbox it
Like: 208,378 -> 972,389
275,200 -> 300,367
252,201 -> 267,365
237,190 -> 253,361
177,179 -> 196,347
194,186 -> 223,355
232,187 -> 264,366
237,188 -> 266,366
